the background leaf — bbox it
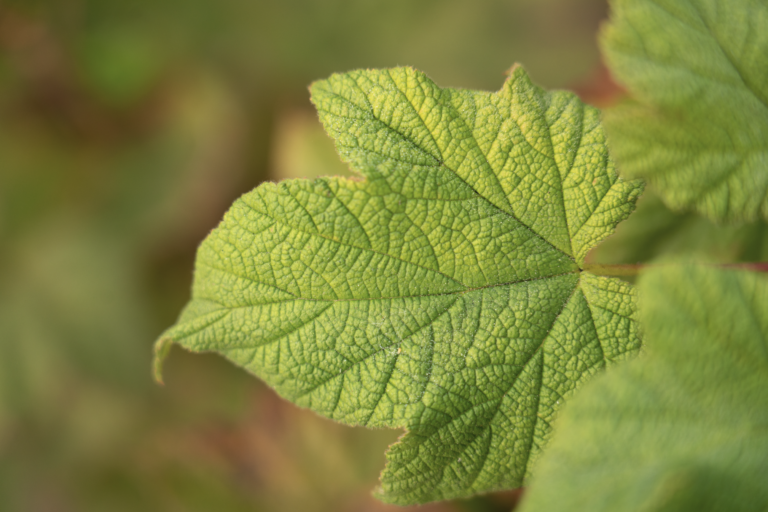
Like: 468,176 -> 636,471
157,66 -> 643,504
518,266 -> 768,512
601,0 -> 768,222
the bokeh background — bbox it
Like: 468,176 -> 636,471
1,1 -> 766,511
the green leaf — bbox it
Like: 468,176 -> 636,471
519,266 -> 768,512
155,66 -> 643,504
601,0 -> 768,222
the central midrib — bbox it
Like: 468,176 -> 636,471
197,263 -> 580,306
237,197 -> 577,299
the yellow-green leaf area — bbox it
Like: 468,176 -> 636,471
602,0 -> 768,222
155,66 -> 643,504
519,266 -> 768,512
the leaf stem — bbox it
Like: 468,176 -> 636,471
583,262 -> 768,277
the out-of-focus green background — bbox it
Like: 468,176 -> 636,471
2,1 -> 766,511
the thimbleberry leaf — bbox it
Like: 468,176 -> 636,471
155,66 -> 644,504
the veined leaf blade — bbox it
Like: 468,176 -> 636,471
156,66 -> 644,504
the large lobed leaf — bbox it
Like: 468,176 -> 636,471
519,266 -> 768,512
602,0 -> 768,222
155,66 -> 644,504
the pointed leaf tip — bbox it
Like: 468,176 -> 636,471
153,337 -> 174,385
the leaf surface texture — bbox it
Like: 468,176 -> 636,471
156,66 -> 644,504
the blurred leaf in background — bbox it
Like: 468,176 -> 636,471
271,108 -> 352,182
3,0 -> 738,510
